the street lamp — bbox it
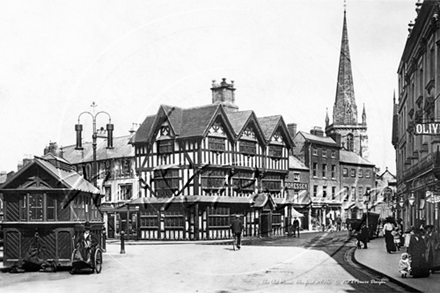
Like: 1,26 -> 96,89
409,193 -> 416,227
363,191 -> 371,228
399,197 -> 404,208
75,102 -> 114,187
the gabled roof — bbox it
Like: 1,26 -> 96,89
258,115 -> 282,140
226,110 -> 253,135
62,134 -> 134,164
339,150 -> 374,166
377,168 -> 396,180
297,131 -> 339,147
0,157 -> 101,195
258,115 -> 295,148
132,104 -> 232,144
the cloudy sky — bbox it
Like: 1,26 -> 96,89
0,0 -> 417,174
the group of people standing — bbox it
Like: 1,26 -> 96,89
384,217 -> 440,278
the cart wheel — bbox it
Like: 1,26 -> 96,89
94,249 -> 103,274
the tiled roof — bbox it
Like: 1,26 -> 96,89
299,131 -> 339,147
226,111 -> 253,135
258,115 -> 281,140
0,157 -> 101,195
62,134 -> 134,164
289,155 -> 308,170
132,115 -> 156,144
179,104 -> 220,138
339,150 -> 374,166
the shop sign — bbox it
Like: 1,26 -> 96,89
285,182 -> 308,190
415,123 -> 440,135
426,191 -> 440,203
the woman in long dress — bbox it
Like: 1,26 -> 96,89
408,228 -> 430,278
424,225 -> 440,273
383,218 -> 396,253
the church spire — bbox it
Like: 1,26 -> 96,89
333,4 -> 357,126
325,107 -> 330,127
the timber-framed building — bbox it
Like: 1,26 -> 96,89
130,79 -> 295,240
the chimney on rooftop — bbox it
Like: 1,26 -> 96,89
287,123 -> 297,140
310,126 -> 324,137
211,78 -> 239,111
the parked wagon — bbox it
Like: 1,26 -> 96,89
0,155 -> 104,271
346,212 -> 380,239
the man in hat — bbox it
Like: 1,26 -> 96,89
77,221 -> 99,264
230,215 -> 243,250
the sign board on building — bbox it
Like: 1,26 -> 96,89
415,123 -> 440,135
426,191 -> 440,203
285,182 -> 308,190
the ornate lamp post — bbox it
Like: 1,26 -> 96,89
409,193 -> 416,226
75,102 -> 114,187
363,191 -> 371,227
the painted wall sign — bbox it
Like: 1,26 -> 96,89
285,182 -> 308,190
415,123 -> 440,135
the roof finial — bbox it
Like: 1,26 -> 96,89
344,0 -> 347,13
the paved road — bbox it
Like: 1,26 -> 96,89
0,232 -> 413,293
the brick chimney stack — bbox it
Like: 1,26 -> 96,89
211,78 -> 238,111
310,126 -> 324,137
287,123 -> 297,140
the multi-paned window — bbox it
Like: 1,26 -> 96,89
312,163 -> 318,177
358,187 -> 364,201
269,145 -> 283,158
358,169 -> 363,178
208,137 -> 226,152
293,172 -> 300,182
262,174 -> 282,191
233,171 -> 255,193
202,170 -> 226,191
331,150 -> 336,158
240,140 -> 257,155
322,148 -> 327,157
343,168 -> 348,177
313,185 -> 318,197
331,165 -> 336,179
157,140 -> 173,154
351,169 -> 356,177
351,187 -> 356,201
366,170 -> 371,178
344,186 -> 349,201
322,186 -> 327,197
154,169 -> 180,197
30,193 -> 44,221
322,164 -> 327,178
120,184 -> 132,201
312,147 -> 318,156
332,187 -> 336,200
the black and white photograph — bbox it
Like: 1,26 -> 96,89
0,0 -> 439,292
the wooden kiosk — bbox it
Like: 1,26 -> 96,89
0,155 -> 104,268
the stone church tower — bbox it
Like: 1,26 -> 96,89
325,7 -> 369,160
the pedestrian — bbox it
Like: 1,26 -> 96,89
230,214 -> 243,250
383,217 -> 396,253
399,252 -> 411,278
424,224 -> 440,273
73,222 -> 99,264
293,217 -> 300,238
356,223 -> 369,249
408,228 -> 430,278
392,227 -> 401,251
335,215 -> 342,232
